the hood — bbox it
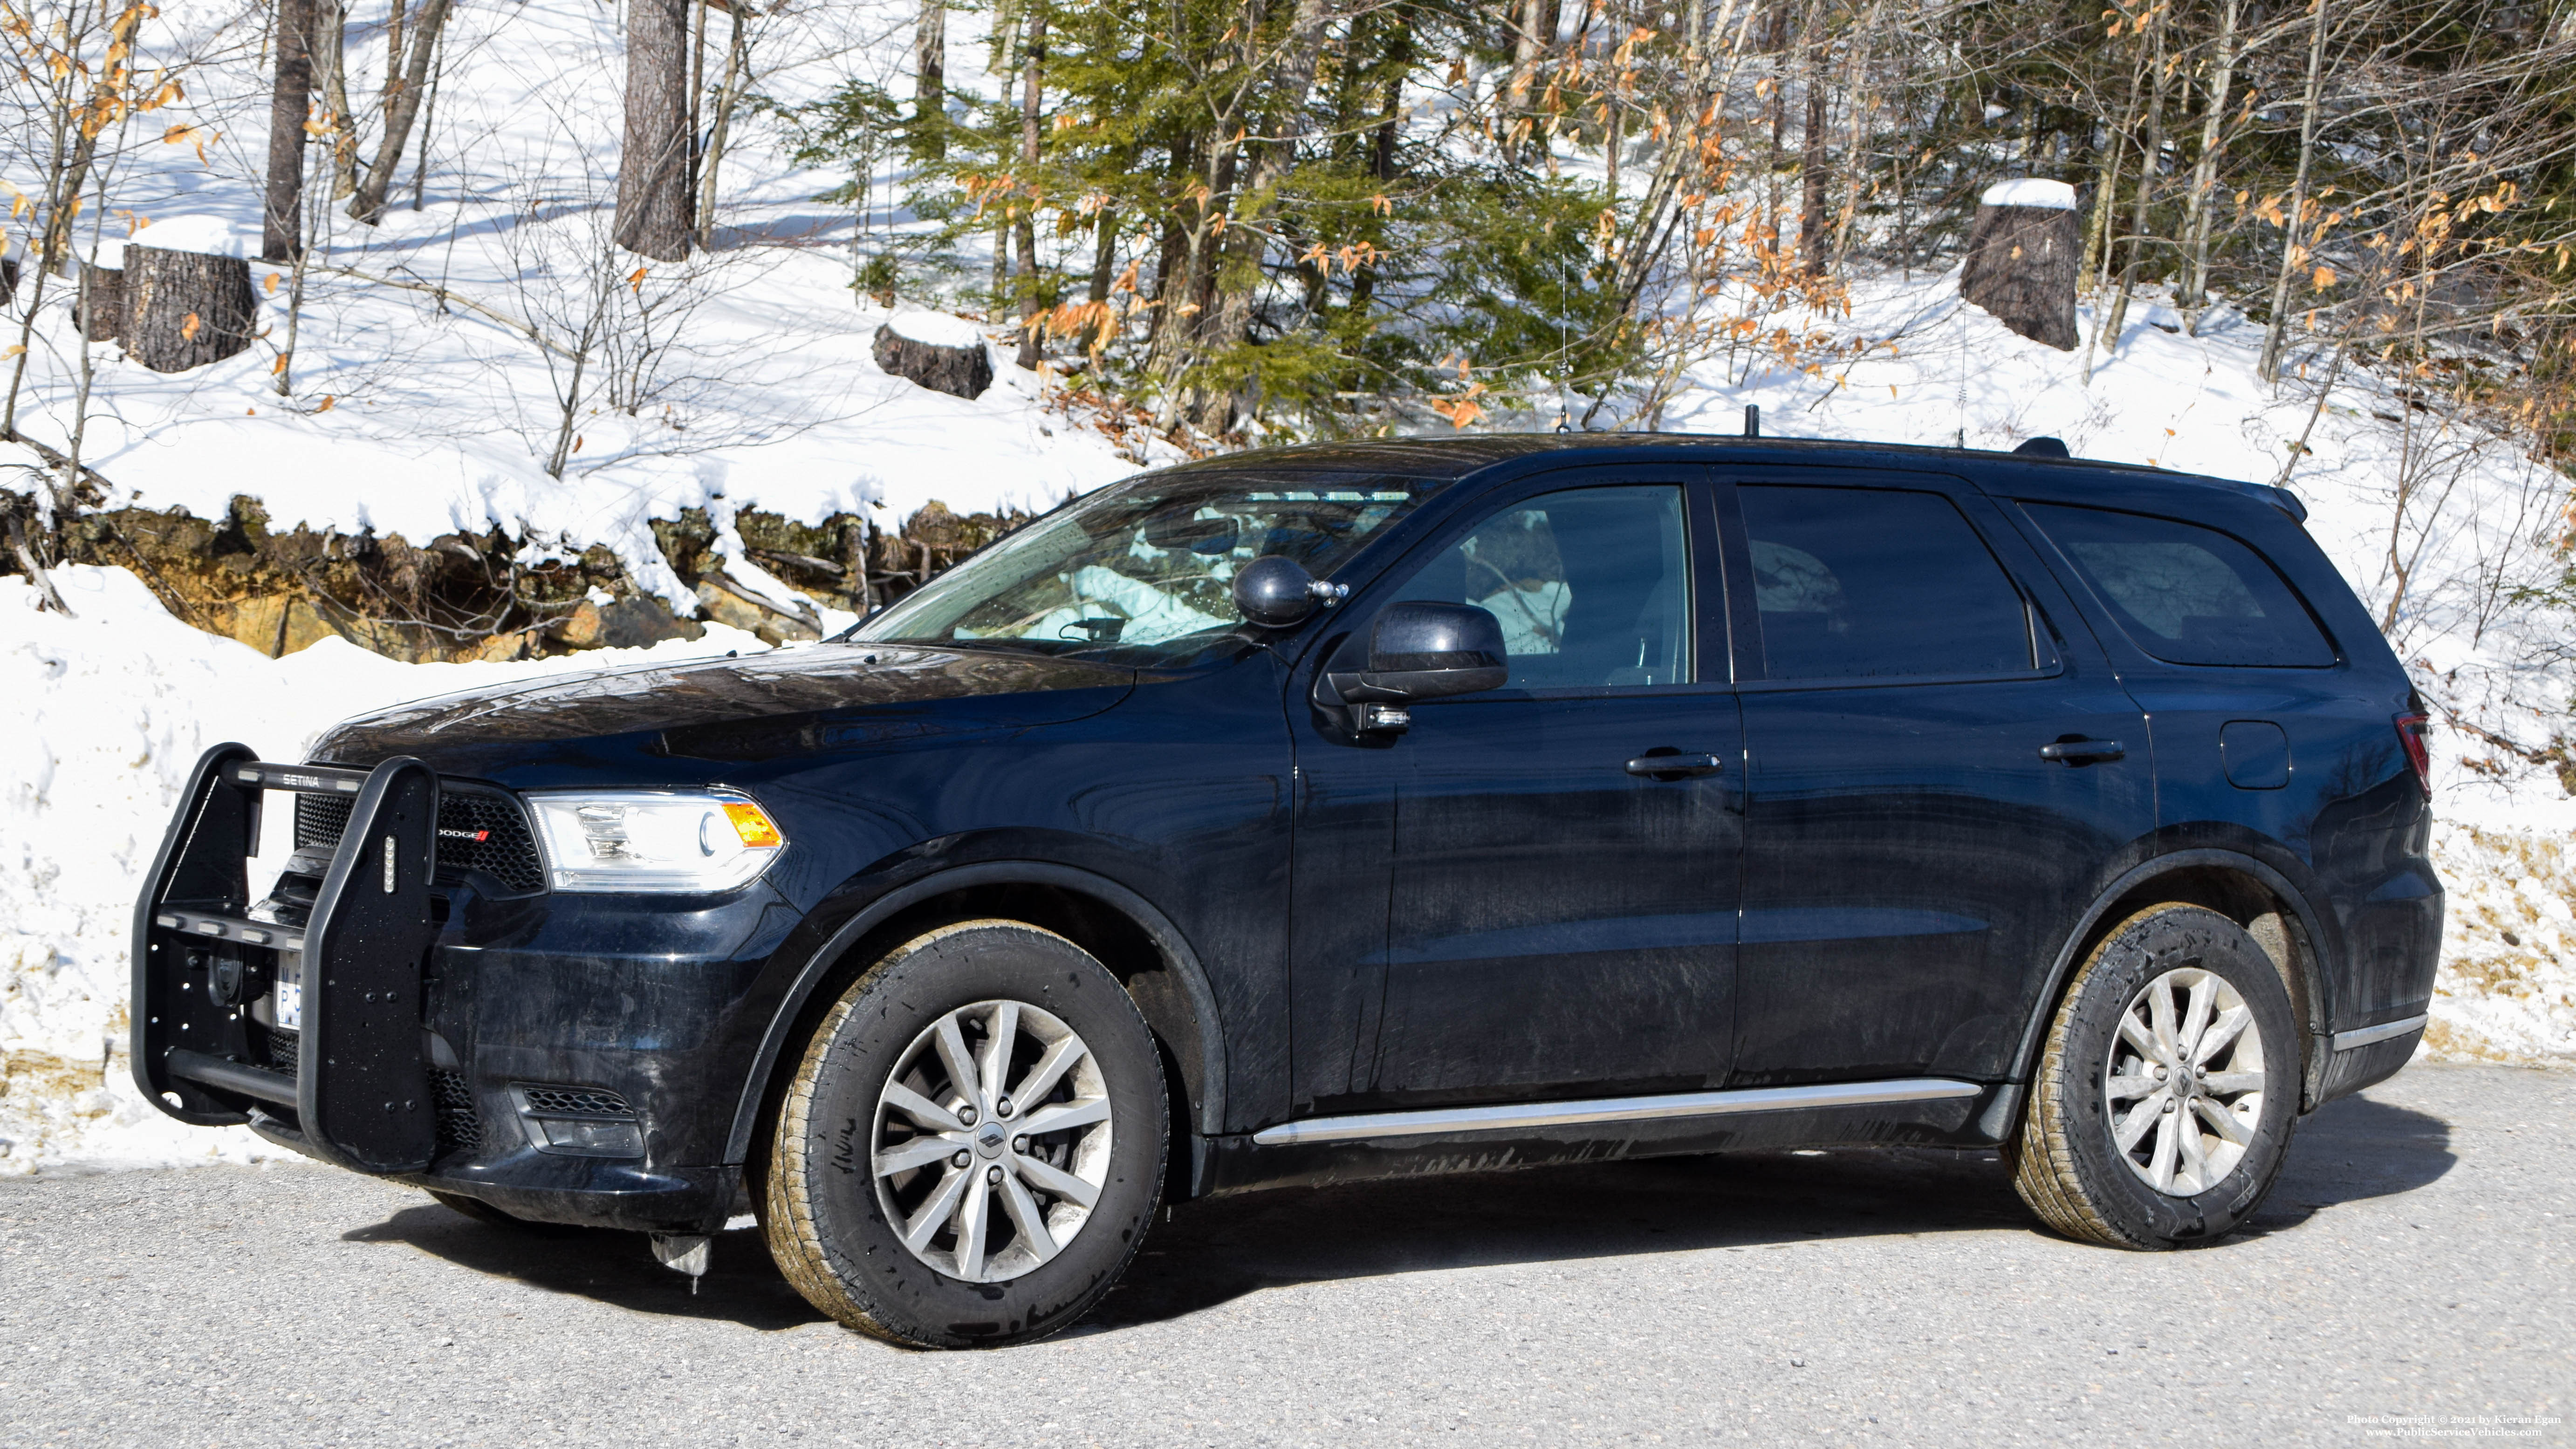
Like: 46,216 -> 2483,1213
309,643 -> 1137,778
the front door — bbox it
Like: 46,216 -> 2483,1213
1721,473 -> 2157,1086
1289,473 -> 1744,1114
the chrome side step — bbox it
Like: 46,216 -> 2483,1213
2330,1014 -> 2428,1052
1251,1077 -> 1983,1148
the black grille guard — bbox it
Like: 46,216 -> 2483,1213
132,744 -> 447,1174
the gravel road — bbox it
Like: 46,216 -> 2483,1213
1,1062 -> 2568,1448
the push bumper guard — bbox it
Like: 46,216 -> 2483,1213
133,743 -> 445,1175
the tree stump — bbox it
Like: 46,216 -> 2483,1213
75,266 -> 124,342
1960,179 -> 2082,351
873,313 -> 993,399
123,222 -> 258,373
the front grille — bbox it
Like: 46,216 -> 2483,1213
295,785 -> 545,894
293,793 -> 351,850
515,1084 -> 631,1118
431,1068 -> 483,1152
266,1026 -> 300,1073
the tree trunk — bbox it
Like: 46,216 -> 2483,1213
1014,6 -> 1047,371
40,130 -> 99,281
317,2 -> 357,200
346,0 -> 452,226
2259,0 -> 2329,384
76,266 -> 123,342
1082,206 -> 1117,351
263,0 -> 315,262
2104,18 -> 2169,345
913,0 -> 947,161
1800,25 -> 1828,277
2179,0 -> 2240,326
123,245 -> 257,372
409,18 -> 446,211
696,5 -> 749,246
613,0 -> 695,261
1508,0 -> 1548,121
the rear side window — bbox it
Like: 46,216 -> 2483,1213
2023,503 -> 2334,668
1737,485 -> 2036,681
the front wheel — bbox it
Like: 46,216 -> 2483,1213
2012,903 -> 2302,1248
761,920 -> 1168,1347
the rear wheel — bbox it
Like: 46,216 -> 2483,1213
761,920 -> 1167,1347
2012,904 -> 2301,1248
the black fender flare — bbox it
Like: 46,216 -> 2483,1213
1990,846 -> 2339,1134
721,860 -> 1229,1165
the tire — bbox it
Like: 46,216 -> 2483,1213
761,919 -> 1168,1348
2012,903 -> 2301,1249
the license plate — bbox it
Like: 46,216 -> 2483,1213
273,963 -> 304,1032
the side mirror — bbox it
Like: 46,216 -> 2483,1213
1333,602 -> 1509,704
1232,555 -> 1345,628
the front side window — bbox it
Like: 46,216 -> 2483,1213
2022,503 -> 2335,668
1396,484 -> 1691,689
1738,485 -> 2036,681
854,469 -> 1452,665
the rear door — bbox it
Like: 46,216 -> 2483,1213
1721,471 -> 2158,1086
2008,498 -> 2439,1037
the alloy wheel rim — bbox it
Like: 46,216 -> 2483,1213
2103,965 -> 2267,1196
870,998 -> 1113,1284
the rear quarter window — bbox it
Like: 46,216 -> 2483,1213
2022,502 -> 2336,668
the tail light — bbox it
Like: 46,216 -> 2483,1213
2393,713 -> 2432,799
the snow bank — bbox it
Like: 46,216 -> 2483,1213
3,0 -> 1158,603
0,564 -> 773,1175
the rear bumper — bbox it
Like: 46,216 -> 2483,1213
135,745 -> 801,1235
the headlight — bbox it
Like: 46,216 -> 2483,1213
526,791 -> 786,893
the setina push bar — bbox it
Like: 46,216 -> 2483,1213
132,743 -> 444,1174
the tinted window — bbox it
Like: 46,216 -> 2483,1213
2023,503 -> 2334,668
1738,485 -> 2034,681
1397,485 -> 1691,689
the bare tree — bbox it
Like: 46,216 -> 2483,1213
346,0 -> 452,225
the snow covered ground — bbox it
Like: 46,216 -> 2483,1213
4,0 -> 2569,1171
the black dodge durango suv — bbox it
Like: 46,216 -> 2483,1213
134,435 -> 2440,1347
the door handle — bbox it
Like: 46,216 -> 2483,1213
1626,752 -> 1724,779
2039,738 -> 2126,764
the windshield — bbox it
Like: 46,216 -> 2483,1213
852,469 -> 1454,664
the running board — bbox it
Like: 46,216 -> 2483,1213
1252,1078 -> 1984,1147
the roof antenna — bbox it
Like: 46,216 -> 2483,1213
1554,256 -> 1575,433
1743,403 -> 1760,438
